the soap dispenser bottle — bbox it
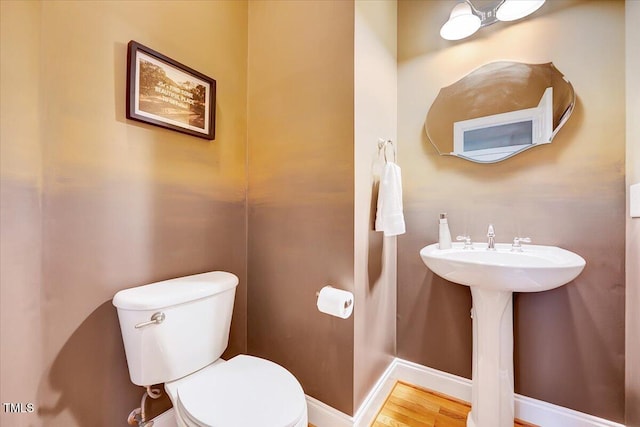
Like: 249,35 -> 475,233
439,213 -> 452,249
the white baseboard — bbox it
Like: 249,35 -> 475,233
306,358 -> 626,427
305,394 -> 352,427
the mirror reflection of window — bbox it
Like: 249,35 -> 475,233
465,121 -> 533,150
452,87 -> 553,162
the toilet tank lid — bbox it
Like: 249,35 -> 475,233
112,271 -> 238,310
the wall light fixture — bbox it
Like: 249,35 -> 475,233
440,0 -> 546,41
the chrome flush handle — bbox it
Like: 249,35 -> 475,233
135,312 -> 165,329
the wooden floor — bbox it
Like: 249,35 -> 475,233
371,381 -> 537,427
309,381 -> 537,427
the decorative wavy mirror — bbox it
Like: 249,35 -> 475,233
425,61 -> 575,163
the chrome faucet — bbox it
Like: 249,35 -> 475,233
456,235 -> 473,250
511,236 -> 532,252
487,224 -> 496,250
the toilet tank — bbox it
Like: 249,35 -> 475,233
113,271 -> 238,386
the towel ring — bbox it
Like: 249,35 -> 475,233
377,139 -> 396,163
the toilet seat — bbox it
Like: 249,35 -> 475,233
172,355 -> 307,427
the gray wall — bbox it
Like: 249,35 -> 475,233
625,1 -> 640,425
247,0 -> 356,415
0,2 -> 248,425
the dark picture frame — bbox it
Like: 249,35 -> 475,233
126,40 -> 216,140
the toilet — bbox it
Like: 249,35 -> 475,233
113,271 -> 308,427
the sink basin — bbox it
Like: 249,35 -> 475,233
420,242 -> 586,292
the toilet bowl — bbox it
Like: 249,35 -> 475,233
113,272 -> 307,427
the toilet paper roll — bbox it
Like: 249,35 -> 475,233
316,286 -> 354,319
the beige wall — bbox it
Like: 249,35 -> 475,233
0,1 -> 248,425
354,0 -> 397,412
397,0 -> 625,422
626,1 -> 640,425
0,2 -> 43,426
247,0 -> 356,415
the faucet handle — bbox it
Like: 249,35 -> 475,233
487,224 -> 495,237
511,237 -> 531,251
456,235 -> 473,249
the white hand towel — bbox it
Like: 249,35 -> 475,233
375,161 -> 406,237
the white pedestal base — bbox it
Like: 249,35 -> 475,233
467,287 -> 514,427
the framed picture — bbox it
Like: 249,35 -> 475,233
126,40 -> 216,140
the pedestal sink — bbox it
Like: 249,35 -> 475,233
419,242 -> 586,427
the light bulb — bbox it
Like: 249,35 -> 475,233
496,0 -> 546,22
440,2 -> 481,41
